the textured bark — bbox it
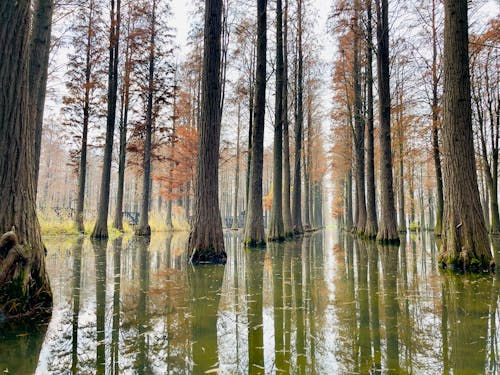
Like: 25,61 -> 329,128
353,0 -> 366,235
439,0 -> 492,271
91,0 -> 121,239
244,0 -> 267,246
75,0 -> 95,233
397,107 -> 406,233
268,0 -> 285,241
292,0 -> 304,235
188,0 -> 226,264
303,96 -> 312,230
364,0 -> 377,238
282,0 -> 293,236
345,170 -> 353,231
136,0 -> 157,237
0,0 -> 52,317
29,0 -> 54,195
375,0 -> 399,243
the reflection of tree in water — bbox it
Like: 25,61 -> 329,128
110,237 -> 122,375
72,237 -> 84,374
91,238 -> 107,375
356,240 -> 371,373
367,241 -> 381,371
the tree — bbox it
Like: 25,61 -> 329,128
91,0 -> 121,239
0,0 -> 52,316
244,0 -> 267,246
30,0 -> 54,195
375,0 -> 398,243
268,0 -> 285,241
292,0 -> 304,235
438,0 -> 492,271
364,0 -> 378,238
282,0 -> 293,236
187,0 -> 226,264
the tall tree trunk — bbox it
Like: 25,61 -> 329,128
397,110 -> 406,232
187,0 -> 226,264
232,102 -> 241,230
364,0 -> 377,238
113,13 -> 132,231
0,0 -> 52,316
268,0 -> 285,241
75,0 -> 95,233
431,0 -> 444,237
303,95 -> 312,230
375,0 -> 399,243
439,0 -> 492,271
292,0 -> 304,235
136,1 -> 157,236
353,0 -> 366,235
345,169 -> 353,230
30,0 -> 54,196
282,0 -> 293,236
91,0 -> 121,239
246,47 -> 255,208
244,0 -> 267,246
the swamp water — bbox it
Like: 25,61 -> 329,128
0,230 -> 499,374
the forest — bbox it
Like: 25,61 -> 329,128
0,0 -> 499,373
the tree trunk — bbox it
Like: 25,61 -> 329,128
364,0 -> 377,238
246,48 -> 255,208
187,0 -> 226,264
113,14 -> 132,231
345,169 -> 353,231
232,102 -> 241,230
243,0 -> 267,246
431,0 -> 444,237
353,0 -> 366,235
397,118 -> 406,232
75,1 -> 95,233
375,0 -> 399,243
439,0 -> 492,272
91,0 -> 121,239
268,0 -> 285,241
292,0 -> 304,235
136,1 -> 157,237
29,0 -> 54,197
282,0 -> 293,236
0,0 -> 52,317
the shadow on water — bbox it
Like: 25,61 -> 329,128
1,230 -> 498,374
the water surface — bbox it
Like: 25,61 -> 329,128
0,230 -> 498,374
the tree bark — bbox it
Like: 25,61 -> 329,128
0,0 -> 52,317
91,0 -> 121,239
187,0 -> 226,264
232,102 -> 241,230
268,0 -> 285,241
439,0 -> 492,271
375,0 -> 399,243
292,0 -> 304,235
364,0 -> 377,238
244,0 -> 267,246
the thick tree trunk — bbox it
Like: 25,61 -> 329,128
91,0 -> 121,239
268,0 -> 285,241
244,0 -> 267,246
439,0 -> 492,271
188,0 -> 226,264
292,0 -> 304,235
282,0 -> 293,236
30,0 -> 54,196
364,0 -> 378,238
375,0 -> 399,243
0,0 -> 52,317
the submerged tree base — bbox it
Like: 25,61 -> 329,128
0,230 -> 52,319
135,225 -> 151,237
189,245 -> 227,264
244,239 -> 266,248
438,253 -> 494,273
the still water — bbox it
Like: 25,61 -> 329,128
0,230 -> 499,374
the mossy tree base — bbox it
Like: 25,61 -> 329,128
0,230 -> 52,318
363,224 -> 378,239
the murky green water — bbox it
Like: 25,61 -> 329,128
0,230 -> 499,374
